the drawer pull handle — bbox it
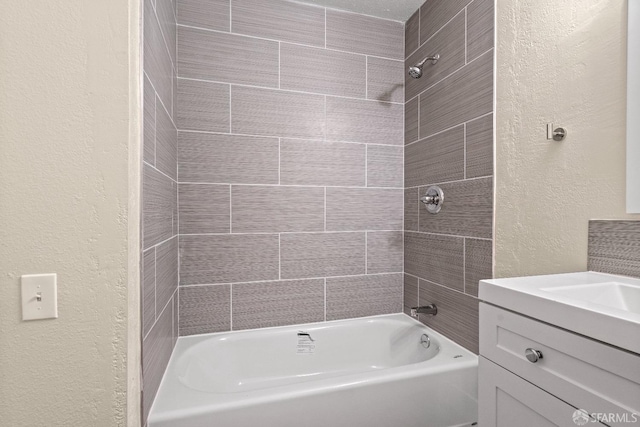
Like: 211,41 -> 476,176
525,348 -> 543,363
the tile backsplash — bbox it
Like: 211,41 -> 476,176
588,220 -> 640,278
175,0 -> 405,336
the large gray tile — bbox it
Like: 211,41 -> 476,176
178,131 -> 279,184
405,9 -> 420,59
419,0 -> 472,45
142,248 -> 156,337
467,0 -> 494,62
404,231 -> 464,291
176,78 -> 230,132
418,279 -> 479,354
145,0 -> 173,114
406,11 -> 466,101
404,189 -> 419,232
367,231 -> 403,274
231,0 -> 325,47
180,234 -> 279,284
232,279 -> 325,330
155,101 -> 177,180
326,188 -> 403,231
156,0 -> 177,65
177,0 -> 230,31
326,9 -> 403,60
281,232 -> 365,279
142,300 -> 173,423
143,74 -> 156,165
367,145 -> 403,188
367,57 -> 404,103
231,186 -> 324,233
465,238 -> 492,297
143,164 -> 176,249
179,285 -> 230,335
178,26 -> 278,88
403,274 -> 419,315
326,273 -> 403,320
466,114 -> 493,178
419,49 -> 493,138
419,177 -> 493,239
231,86 -> 325,139
280,43 -> 366,98
588,221 -> 640,279
156,237 -> 178,312
178,184 -> 230,234
405,125 -> 464,187
172,292 -> 178,344
405,96 -> 419,144
280,139 -> 365,187
326,97 -> 403,145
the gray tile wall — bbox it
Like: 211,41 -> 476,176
176,0 -> 405,336
588,220 -> 640,279
142,0 -> 178,424
404,0 -> 494,355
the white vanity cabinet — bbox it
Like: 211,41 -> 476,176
478,303 -> 640,427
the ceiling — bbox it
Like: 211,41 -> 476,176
297,0 -> 423,22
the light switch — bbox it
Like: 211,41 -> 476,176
21,273 -> 58,320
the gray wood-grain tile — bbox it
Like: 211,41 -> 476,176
405,9 -> 419,59
467,0 -> 494,62
177,0 -> 230,32
326,273 -> 403,320
326,97 -> 403,145
143,248 -> 156,337
419,49 -> 493,138
404,231 -> 464,291
588,220 -> 640,279
326,188 -> 403,231
176,78 -> 230,133
178,131 -> 279,184
419,0 -> 472,45
367,231 -> 403,274
280,43 -> 366,98
403,274 -> 418,315
178,184 -> 230,234
156,236 -> 179,312
419,177 -> 493,239
143,164 -> 176,249
418,279 -> 479,354
404,189 -> 419,232
155,102 -> 177,180
179,285 -> 231,335
405,125 -> 464,188
280,232 -> 365,279
231,86 -> 325,139
367,145 -> 403,188
405,96 -> 419,145
326,9 -> 403,60
232,279 -> 325,330
145,0 -> 173,115
466,114 -> 493,179
231,0 -> 325,47
156,0 -> 177,65
178,26 -> 278,88
405,11 -> 466,102
180,234 -> 279,284
280,139 -> 365,187
367,57 -> 404,104
144,74 -> 156,165
231,185 -> 324,233
465,238 -> 492,297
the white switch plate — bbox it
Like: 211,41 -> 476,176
21,273 -> 58,320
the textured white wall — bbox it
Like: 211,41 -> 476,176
495,0 -> 640,278
0,1 -> 140,425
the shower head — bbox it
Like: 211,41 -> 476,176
408,54 -> 440,79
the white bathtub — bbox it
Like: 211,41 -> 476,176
148,313 -> 478,427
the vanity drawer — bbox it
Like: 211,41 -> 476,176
480,303 -> 640,425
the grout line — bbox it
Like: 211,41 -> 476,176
153,93 -> 157,166
365,56 -> 368,99
365,231 -> 368,274
228,85 -> 232,133
170,182 -> 406,190
464,7 -> 468,64
143,234 -> 178,253
278,138 -> 281,185
229,0 -> 232,33
229,186 -> 233,233
324,8 -> 327,49
462,238 -> 467,293
145,74 -> 178,130
181,229 -> 402,236
153,247 -> 157,323
278,42 -> 281,89
406,6 -> 464,61
229,283 -> 233,331
278,234 -> 281,280
405,111 -> 494,148
405,272 -> 476,299
405,229 -> 493,241
463,122 -> 467,179
143,160 -> 178,183
143,290 -> 175,342
365,145 -> 368,187
406,174 -> 493,190
323,278 -> 327,321
323,187 -> 327,231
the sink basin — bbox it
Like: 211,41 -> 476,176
541,282 -> 640,314
479,272 -> 640,354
